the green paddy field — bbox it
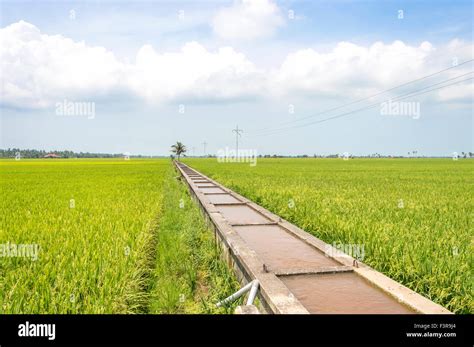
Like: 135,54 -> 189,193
0,159 -> 237,314
1,158 -> 472,313
185,158 -> 473,314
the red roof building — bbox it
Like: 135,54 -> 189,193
44,153 -> 61,158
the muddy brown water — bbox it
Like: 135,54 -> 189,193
234,225 -> 339,269
215,204 -> 271,225
281,273 -> 414,313
206,194 -> 241,204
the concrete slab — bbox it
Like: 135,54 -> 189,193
272,265 -> 353,276
199,187 -> 226,194
235,305 -> 260,314
197,183 -> 217,188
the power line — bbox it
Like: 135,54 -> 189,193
250,72 -> 472,137
232,125 -> 243,154
251,59 -> 474,135
253,76 -> 473,137
248,75 -> 473,138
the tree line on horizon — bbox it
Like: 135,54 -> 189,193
1,148 -> 473,159
0,148 -> 154,159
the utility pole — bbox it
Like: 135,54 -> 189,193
202,142 -> 207,157
232,125 -> 243,158
192,146 -> 196,157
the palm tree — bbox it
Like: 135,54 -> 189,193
171,142 -> 187,161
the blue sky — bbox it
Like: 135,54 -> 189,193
0,0 -> 472,156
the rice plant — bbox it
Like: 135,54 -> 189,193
184,158 -> 473,314
0,158 -> 238,314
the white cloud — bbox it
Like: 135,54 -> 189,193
1,21 -> 472,109
211,0 -> 284,40
0,21 -> 262,108
128,42 -> 263,103
0,21 -> 125,108
271,40 -> 473,103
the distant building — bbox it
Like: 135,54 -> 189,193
44,153 -> 61,158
